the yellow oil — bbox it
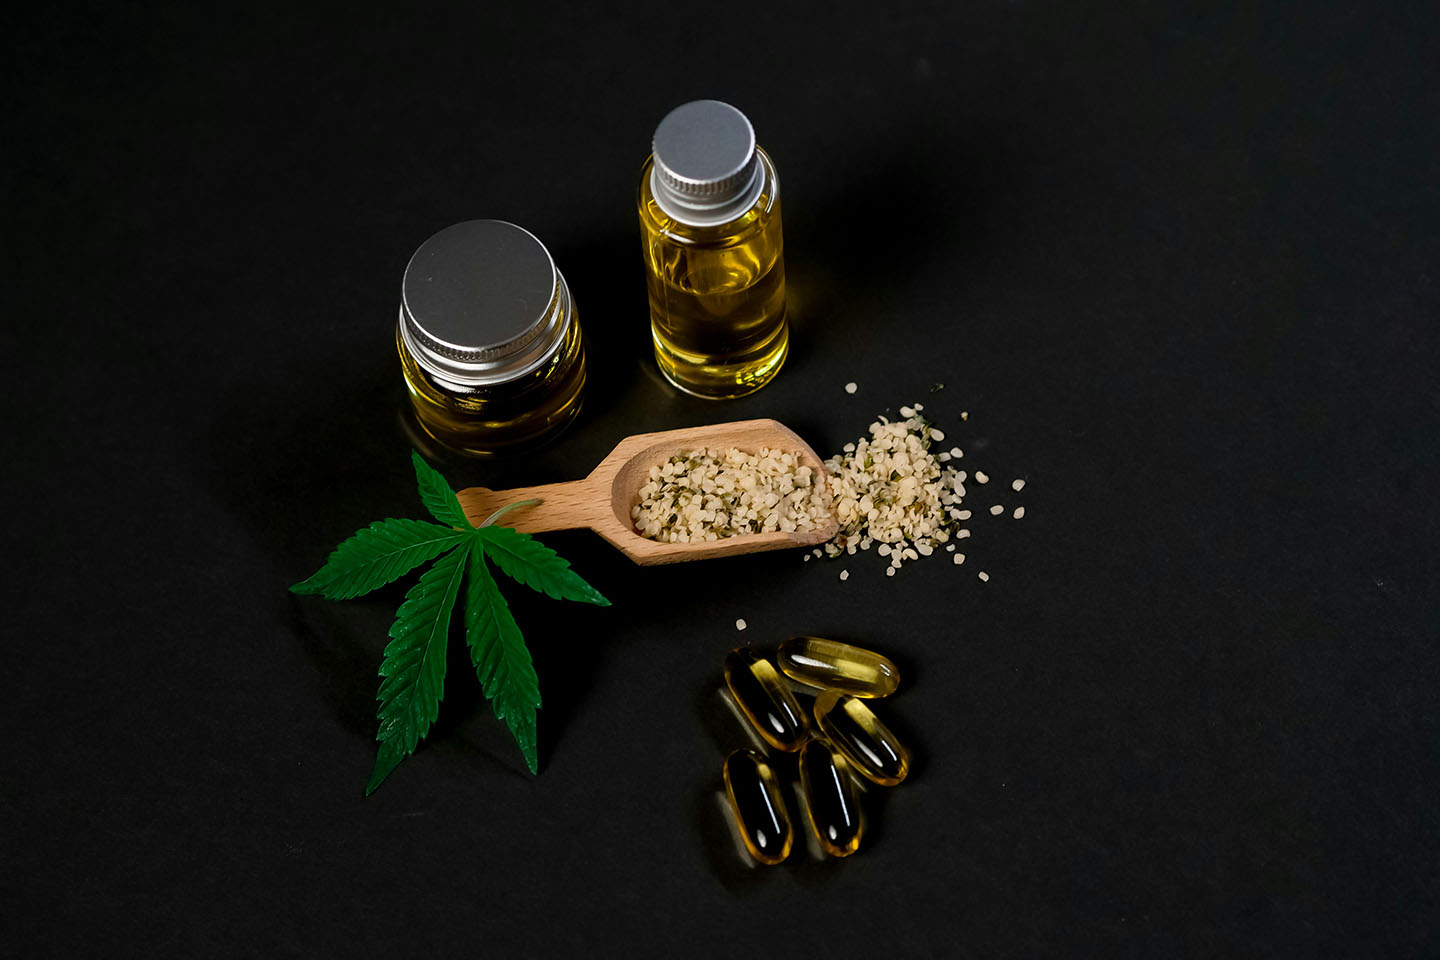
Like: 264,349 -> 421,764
814,691 -> 910,787
637,148 -> 788,399
723,648 -> 810,752
722,749 -> 793,865
777,637 -> 901,698
397,317 -> 585,458
798,738 -> 863,857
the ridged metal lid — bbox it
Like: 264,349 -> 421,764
650,100 -> 763,226
400,220 -> 565,384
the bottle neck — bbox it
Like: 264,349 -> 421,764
650,149 -> 765,227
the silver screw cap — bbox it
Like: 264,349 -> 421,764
650,100 -> 763,227
400,220 -> 568,385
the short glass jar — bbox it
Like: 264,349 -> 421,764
397,220 -> 585,457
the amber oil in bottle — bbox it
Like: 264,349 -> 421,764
398,220 -> 585,457
638,100 -> 787,399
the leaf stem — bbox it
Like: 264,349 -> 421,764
480,499 -> 541,528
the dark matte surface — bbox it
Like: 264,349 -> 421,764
6,2 -> 1438,956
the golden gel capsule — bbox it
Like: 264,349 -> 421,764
798,739 -> 863,858
777,636 -> 900,698
723,648 -> 810,752
722,749 -> 793,865
814,691 -> 910,786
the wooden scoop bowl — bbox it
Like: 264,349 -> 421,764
456,419 -> 838,565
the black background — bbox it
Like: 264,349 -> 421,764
6,2 -> 1438,956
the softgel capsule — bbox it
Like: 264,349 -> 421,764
713,637 -> 915,865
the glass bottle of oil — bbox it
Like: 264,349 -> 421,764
397,220 -> 586,457
638,100 -> 787,399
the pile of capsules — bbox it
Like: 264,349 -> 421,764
720,637 -> 911,863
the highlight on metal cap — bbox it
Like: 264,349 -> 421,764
400,219 -> 570,384
650,100 -> 764,226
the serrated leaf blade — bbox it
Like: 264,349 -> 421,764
464,546 -> 541,774
366,738 -> 407,797
367,540 -> 469,794
290,518 -> 468,600
412,450 -> 470,529
473,525 -> 610,606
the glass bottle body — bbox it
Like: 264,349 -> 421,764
397,296 -> 585,458
637,147 -> 787,399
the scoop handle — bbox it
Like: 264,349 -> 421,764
455,477 -> 609,534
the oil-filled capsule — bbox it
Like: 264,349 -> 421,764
813,691 -> 910,786
723,648 -> 810,752
722,749 -> 794,865
798,738 -> 863,857
777,636 -> 900,698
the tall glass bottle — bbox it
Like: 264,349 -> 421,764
638,100 -> 787,399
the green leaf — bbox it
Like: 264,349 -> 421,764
412,450 -> 470,529
290,518 -> 468,600
473,525 -> 611,607
366,738 -> 407,796
464,545 -> 541,774
366,540 -> 470,795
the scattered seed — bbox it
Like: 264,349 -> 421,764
820,402 -> 1026,581
845,381 -> 858,394
961,411 -> 969,420
735,618 -> 747,631
1012,478 -> 1025,492
839,570 -> 849,581
953,553 -> 964,565
990,504 -> 1004,515
1013,506 -> 1025,519
977,571 -> 989,582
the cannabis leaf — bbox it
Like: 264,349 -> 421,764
290,519 -> 467,600
291,453 -> 609,795
411,450 -> 471,529
367,540 -> 469,795
474,525 -> 611,606
464,544 -> 540,774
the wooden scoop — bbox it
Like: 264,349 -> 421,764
456,419 -> 838,565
